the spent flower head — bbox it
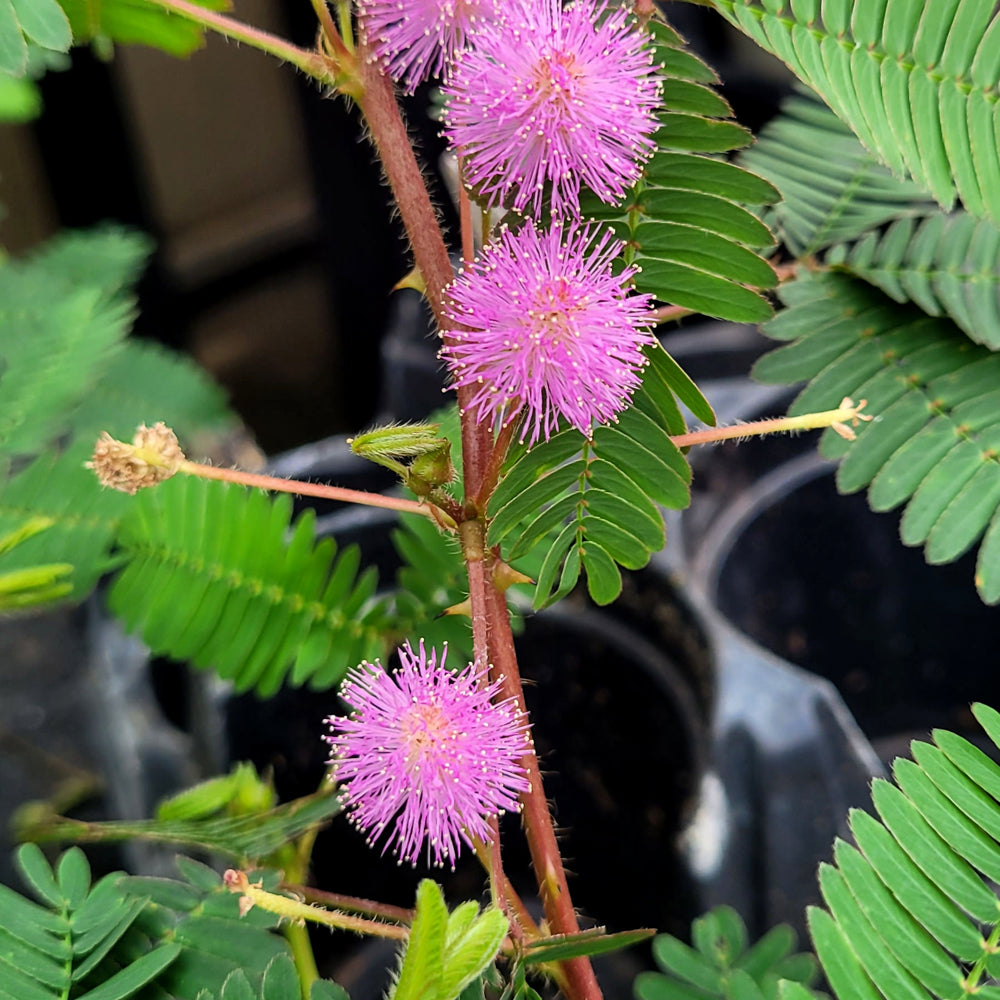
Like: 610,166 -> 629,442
442,0 -> 661,218
441,219 -> 656,446
88,422 -> 184,494
358,0 -> 500,94
324,640 -> 530,868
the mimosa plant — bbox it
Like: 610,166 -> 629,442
5,2 -> 1000,1000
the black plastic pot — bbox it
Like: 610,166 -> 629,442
224,497 -> 715,998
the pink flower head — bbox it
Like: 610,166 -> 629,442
442,0 -> 662,218
441,220 -> 656,446
358,0 -> 500,94
324,640 -> 530,868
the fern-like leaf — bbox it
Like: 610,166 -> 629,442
581,19 -> 780,324
739,92 -> 935,256
636,906 -> 819,1000
0,844 -> 180,1000
17,787 -> 342,866
705,0 -> 1000,226
754,271 -> 1000,603
807,702 -> 1000,1000
826,212 -> 1000,350
489,344 -> 691,608
0,450 -> 131,600
20,225 -> 154,300
108,476 -> 387,695
113,860 -> 292,1000
0,284 -> 133,460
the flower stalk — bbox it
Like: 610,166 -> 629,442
671,398 -> 872,448
224,869 -> 410,941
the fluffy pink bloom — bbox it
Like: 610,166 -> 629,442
324,640 -> 530,868
358,0 -> 499,94
442,0 -> 661,218
441,220 -> 656,446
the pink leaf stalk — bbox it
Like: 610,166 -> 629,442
358,0 -> 500,94
442,0 -> 662,218
324,640 -> 530,868
441,220 -> 656,447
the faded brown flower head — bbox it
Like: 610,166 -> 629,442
88,422 -> 185,494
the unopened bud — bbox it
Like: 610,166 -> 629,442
88,422 -> 184,494
407,441 -> 455,495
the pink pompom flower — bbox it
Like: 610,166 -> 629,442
358,0 -> 499,94
324,640 -> 530,868
442,0 -> 662,218
441,220 -> 656,446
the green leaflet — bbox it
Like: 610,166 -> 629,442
826,212 -> 1000,350
0,845 -> 181,1000
390,881 -> 505,1000
803,704 -> 1000,1000
580,17 -> 778,325
740,91 -> 934,256
488,345 -> 691,608
108,476 -> 387,695
707,0 -> 1000,227
636,906 -> 818,1000
754,271 -> 1000,603
0,0 -> 70,75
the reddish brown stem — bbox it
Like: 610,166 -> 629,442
354,45 -> 600,999
354,39 -> 492,497
482,578 -> 603,1000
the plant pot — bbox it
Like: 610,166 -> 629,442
223,495 -> 715,998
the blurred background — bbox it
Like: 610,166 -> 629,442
0,1 -> 792,453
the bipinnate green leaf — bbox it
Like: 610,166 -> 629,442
740,92 -> 934,256
0,846 -> 198,1000
489,344 -> 692,607
21,785 -> 341,864
637,907 -> 816,1000
580,21 -> 777,324
108,476 -> 386,696
0,283 -> 132,459
704,1 -> 1000,228
803,704 -> 1000,1000
754,270 -> 1000,603
57,0 -> 229,57
826,211 -> 1000,350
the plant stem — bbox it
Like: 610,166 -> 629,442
351,42 -> 600,1000
480,575 -> 603,1000
177,460 -> 437,518
285,922 -> 320,1000
225,870 -> 410,940
308,0 -> 342,56
283,884 -> 414,924
670,398 -> 871,448
352,39 -> 493,492
143,0 -> 332,79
